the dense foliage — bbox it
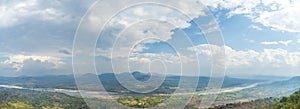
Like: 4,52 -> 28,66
0,88 -> 89,109
275,89 -> 300,109
117,96 -> 165,108
210,97 -> 279,109
210,89 -> 300,109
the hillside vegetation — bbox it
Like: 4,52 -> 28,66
0,88 -> 89,109
211,89 -> 300,109
275,89 -> 300,109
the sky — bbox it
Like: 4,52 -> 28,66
0,0 -> 300,77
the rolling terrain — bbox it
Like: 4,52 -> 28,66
0,87 -> 89,109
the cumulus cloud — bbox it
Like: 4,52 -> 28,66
2,55 -> 63,70
0,55 -> 70,76
97,43 -> 300,76
189,44 -> 300,76
20,59 -> 57,76
90,1 -> 209,51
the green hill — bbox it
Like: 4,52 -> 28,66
0,88 -> 89,109
211,89 -> 300,109
275,89 -> 300,109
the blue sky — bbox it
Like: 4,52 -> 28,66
140,12 -> 300,53
0,0 -> 300,77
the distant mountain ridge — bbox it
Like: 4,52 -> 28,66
0,75 -> 76,89
259,76 -> 300,89
0,72 -> 262,93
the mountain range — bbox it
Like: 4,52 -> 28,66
0,72 -> 262,93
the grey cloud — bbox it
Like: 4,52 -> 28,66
0,63 -> 17,77
0,57 -> 72,77
20,59 -> 57,76
0,0 -> 95,56
58,49 -> 71,55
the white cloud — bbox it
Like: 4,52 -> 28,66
1,55 -> 64,71
20,59 -> 57,76
261,40 -> 293,46
129,53 -> 181,64
261,41 -> 279,45
201,0 -> 300,33
88,0 -> 214,71
132,44 -> 149,53
253,0 -> 300,33
0,54 -> 72,76
278,40 -> 293,46
249,25 -> 262,31
85,0 -> 207,34
189,44 -> 300,76
86,1 -> 209,49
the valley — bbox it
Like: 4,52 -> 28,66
0,72 -> 299,108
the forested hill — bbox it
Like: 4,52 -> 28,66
0,87 -> 89,109
276,89 -> 300,109
211,89 -> 300,109
209,97 -> 279,109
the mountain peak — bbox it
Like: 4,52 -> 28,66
131,71 -> 150,81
